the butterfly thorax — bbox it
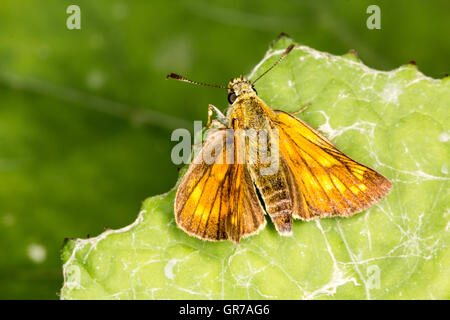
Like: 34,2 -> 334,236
227,86 -> 277,131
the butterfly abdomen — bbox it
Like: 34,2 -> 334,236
254,173 -> 293,235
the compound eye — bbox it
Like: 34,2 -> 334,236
228,92 -> 237,104
253,87 -> 258,95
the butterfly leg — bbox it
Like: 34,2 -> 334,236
207,104 -> 228,127
292,103 -> 310,115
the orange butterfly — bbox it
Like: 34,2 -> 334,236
168,44 -> 392,244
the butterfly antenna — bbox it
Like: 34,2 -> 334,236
166,73 -> 227,89
251,44 -> 295,85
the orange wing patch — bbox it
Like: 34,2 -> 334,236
175,129 -> 266,243
274,111 -> 392,220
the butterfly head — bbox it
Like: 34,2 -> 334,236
227,76 -> 257,104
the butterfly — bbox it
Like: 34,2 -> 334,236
167,44 -> 392,244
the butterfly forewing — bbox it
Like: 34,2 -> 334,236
174,128 -> 266,243
273,110 -> 392,219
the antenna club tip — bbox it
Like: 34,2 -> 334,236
285,44 -> 295,54
166,73 -> 179,80
277,32 -> 290,39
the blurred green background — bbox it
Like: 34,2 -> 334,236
0,0 -> 448,299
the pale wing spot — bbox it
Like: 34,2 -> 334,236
330,174 -> 347,194
353,172 -> 364,180
349,185 -> 360,194
315,156 -> 333,167
190,187 -> 202,203
191,203 -> 207,231
321,179 -> 335,192
358,184 -> 368,192
199,204 -> 210,226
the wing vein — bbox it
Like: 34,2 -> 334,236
178,165 -> 212,214
196,173 -> 223,235
282,130 -> 336,212
187,168 -> 212,230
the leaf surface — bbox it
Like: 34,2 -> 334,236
61,37 -> 450,300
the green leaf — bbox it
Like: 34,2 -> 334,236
60,36 -> 450,300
